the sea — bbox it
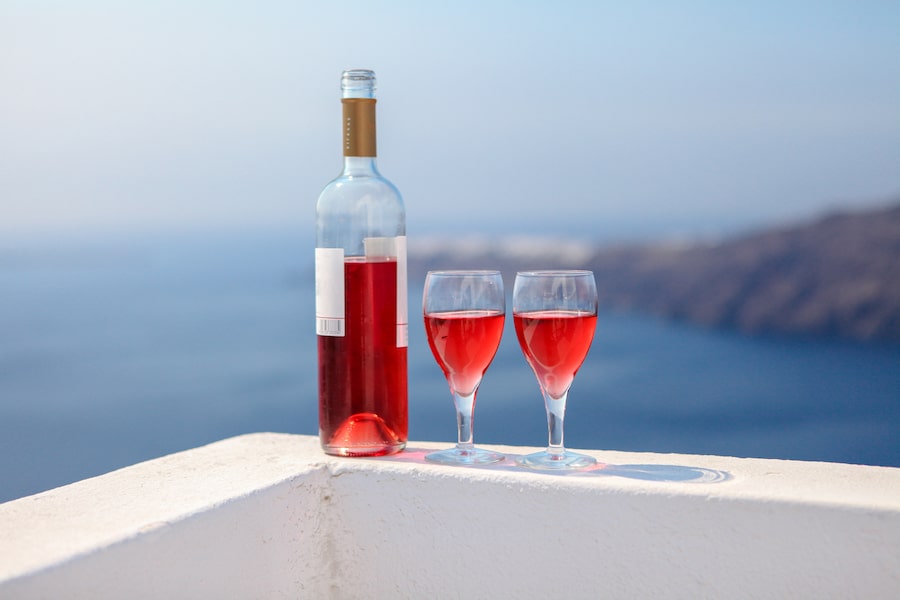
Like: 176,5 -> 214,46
1,228 -> 898,503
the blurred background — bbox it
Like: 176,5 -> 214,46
1,1 -> 898,502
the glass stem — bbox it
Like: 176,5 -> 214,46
545,393 -> 567,457
453,390 -> 477,451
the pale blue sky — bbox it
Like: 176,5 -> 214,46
2,1 -> 899,239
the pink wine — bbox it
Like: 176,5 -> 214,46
424,310 -> 505,396
514,310 -> 597,399
318,257 -> 408,455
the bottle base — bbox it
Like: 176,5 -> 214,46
321,442 -> 407,457
320,412 -> 407,457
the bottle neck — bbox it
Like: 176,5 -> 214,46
342,98 -> 377,159
342,156 -> 379,176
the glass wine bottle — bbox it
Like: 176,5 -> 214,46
315,69 -> 408,456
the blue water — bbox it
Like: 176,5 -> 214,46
1,229 -> 898,502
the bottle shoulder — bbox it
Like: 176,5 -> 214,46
317,172 -> 404,207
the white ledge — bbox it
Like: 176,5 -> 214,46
1,433 -> 899,599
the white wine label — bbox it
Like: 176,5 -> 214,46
362,237 -> 395,257
363,236 -> 408,348
315,247 -> 345,337
396,236 -> 408,348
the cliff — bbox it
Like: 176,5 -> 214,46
410,202 -> 900,342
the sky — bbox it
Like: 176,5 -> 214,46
2,1 -> 899,241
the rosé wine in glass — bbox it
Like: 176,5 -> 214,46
425,310 -> 505,396
514,271 -> 599,470
514,310 -> 597,399
423,271 -> 506,465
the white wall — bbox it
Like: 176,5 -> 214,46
1,434 -> 898,599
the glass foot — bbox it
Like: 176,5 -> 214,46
518,449 -> 597,471
425,446 -> 505,466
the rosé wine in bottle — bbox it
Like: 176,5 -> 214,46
315,70 -> 407,456
318,258 -> 407,455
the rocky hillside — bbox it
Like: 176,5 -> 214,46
410,202 -> 900,342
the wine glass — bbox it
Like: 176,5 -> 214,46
513,270 -> 598,470
423,270 -> 506,465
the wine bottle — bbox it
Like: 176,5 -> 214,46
315,69 -> 408,456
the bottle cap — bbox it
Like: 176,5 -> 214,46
341,69 -> 376,99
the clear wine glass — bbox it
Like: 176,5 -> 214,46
513,270 -> 598,470
423,270 -> 506,465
